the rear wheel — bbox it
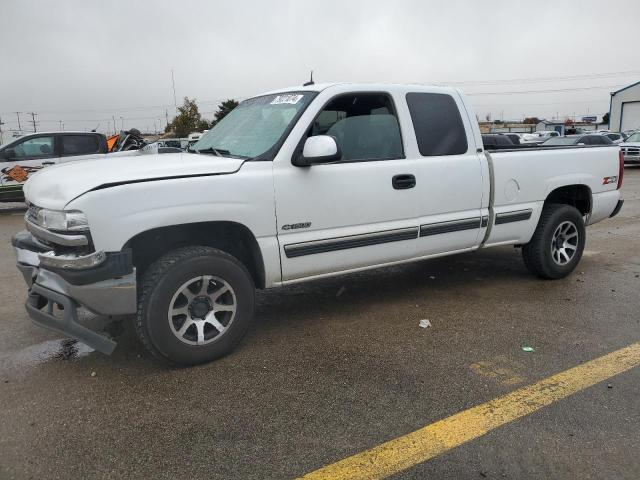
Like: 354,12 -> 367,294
136,246 -> 255,366
522,204 -> 585,279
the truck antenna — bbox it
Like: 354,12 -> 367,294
303,70 -> 314,86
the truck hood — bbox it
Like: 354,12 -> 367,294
621,142 -> 640,148
24,152 -> 245,210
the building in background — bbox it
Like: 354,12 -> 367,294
609,81 -> 640,132
535,120 -> 603,136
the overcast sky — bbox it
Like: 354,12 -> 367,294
1,0 -> 639,135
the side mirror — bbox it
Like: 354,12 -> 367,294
2,148 -> 16,160
293,135 -> 341,167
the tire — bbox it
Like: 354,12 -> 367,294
522,204 -> 586,279
136,246 -> 255,366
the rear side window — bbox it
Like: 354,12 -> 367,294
62,135 -> 100,156
406,92 -> 468,156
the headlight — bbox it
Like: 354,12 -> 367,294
29,207 -> 89,232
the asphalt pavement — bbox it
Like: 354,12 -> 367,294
1,170 -> 639,480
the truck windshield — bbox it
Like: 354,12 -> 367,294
627,132 -> 640,143
192,92 -> 315,159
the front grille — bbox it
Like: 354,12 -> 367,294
622,147 -> 640,156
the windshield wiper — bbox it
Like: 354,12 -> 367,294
196,147 -> 251,160
196,147 -> 231,156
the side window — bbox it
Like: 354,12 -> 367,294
62,135 -> 100,156
580,137 -> 592,145
406,92 -> 468,156
309,93 -> 403,161
10,136 -> 55,159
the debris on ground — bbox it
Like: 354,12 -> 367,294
90,371 -> 97,377
521,346 -> 535,352
336,286 -> 346,298
419,319 -> 432,328
607,383 -> 613,389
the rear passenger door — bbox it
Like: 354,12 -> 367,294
403,92 -> 485,257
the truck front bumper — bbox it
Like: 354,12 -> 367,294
13,230 -> 137,354
623,154 -> 640,165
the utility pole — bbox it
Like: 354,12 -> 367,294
0,116 -> 4,144
15,112 -> 22,132
112,115 -> 117,134
59,120 -> 63,130
165,109 -> 170,130
171,69 -> 178,113
28,112 -> 38,132
120,116 -> 124,130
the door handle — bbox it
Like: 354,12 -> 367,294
42,161 -> 55,166
392,174 -> 416,190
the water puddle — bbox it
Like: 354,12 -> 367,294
1,338 -> 95,372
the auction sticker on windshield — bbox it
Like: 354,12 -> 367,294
271,94 -> 304,105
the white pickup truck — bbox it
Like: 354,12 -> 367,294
12,83 -> 624,365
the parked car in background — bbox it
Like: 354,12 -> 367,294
500,133 -> 522,145
543,134 -> 614,146
0,132 -> 108,202
601,132 -> 627,144
156,139 -> 184,149
521,131 -> 560,144
482,134 -> 515,148
0,131 -> 180,202
620,131 -> 640,165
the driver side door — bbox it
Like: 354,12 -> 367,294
274,91 -> 420,282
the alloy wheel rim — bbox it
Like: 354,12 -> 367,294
167,275 -> 237,345
551,221 -> 579,266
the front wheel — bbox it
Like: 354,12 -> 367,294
136,246 -> 255,366
522,204 -> 586,279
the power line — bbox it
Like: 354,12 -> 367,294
465,84 -> 626,96
433,70 -> 640,87
171,69 -> 178,113
28,112 -> 38,132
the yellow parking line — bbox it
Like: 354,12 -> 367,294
298,342 -> 640,480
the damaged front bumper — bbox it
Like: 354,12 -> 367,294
13,230 -> 136,354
